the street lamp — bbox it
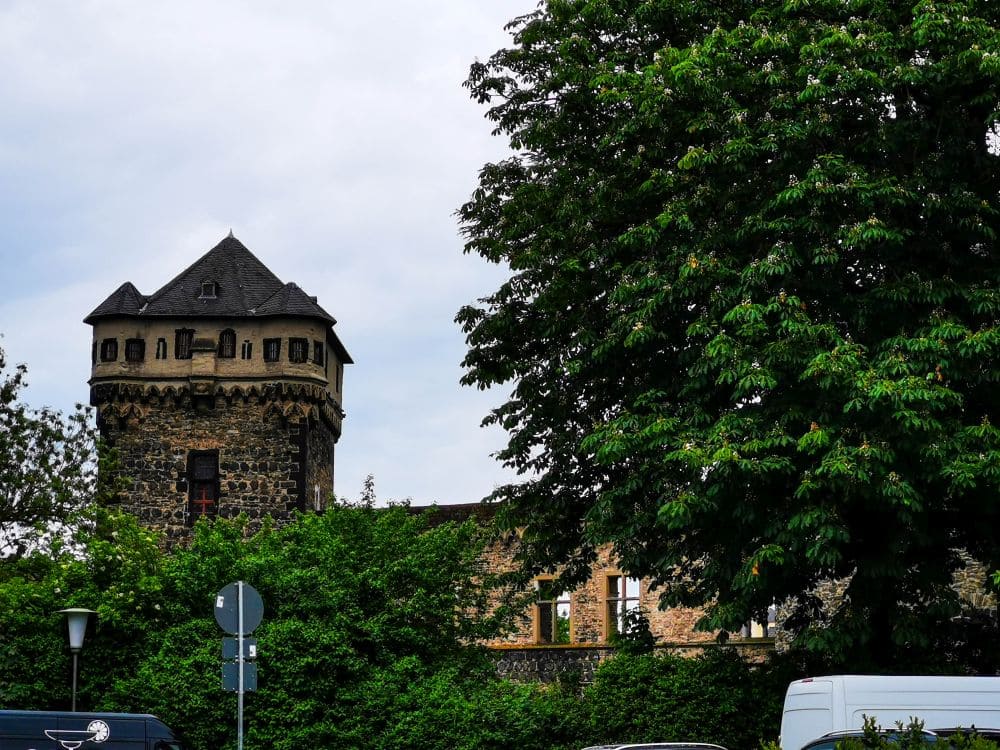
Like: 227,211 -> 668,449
58,608 -> 96,711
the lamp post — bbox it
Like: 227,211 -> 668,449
58,608 -> 96,711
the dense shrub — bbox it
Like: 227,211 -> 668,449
0,505 -> 806,750
584,648 -> 785,748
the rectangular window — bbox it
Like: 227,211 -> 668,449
241,340 -> 253,360
91,341 -> 97,365
289,337 -> 308,363
218,330 -> 236,358
312,340 -> 324,366
175,329 -> 194,360
155,338 -> 167,359
535,579 -> 571,644
125,338 -> 145,363
100,338 -> 118,362
336,362 -> 343,392
606,575 -> 641,638
187,450 -> 219,523
263,338 -> 281,362
742,603 -> 778,639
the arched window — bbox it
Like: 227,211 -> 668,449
218,329 -> 236,358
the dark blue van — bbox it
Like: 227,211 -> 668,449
0,711 -> 184,750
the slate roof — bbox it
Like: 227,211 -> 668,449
84,234 -> 352,362
85,282 -> 147,319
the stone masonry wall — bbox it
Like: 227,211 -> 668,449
493,642 -> 774,685
101,387 -> 335,543
477,531 -> 754,649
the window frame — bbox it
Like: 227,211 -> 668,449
534,578 -> 572,645
186,449 -> 219,524
312,340 -> 324,366
124,338 -> 145,363
100,338 -> 118,362
218,329 -> 236,359
289,337 -> 309,364
155,338 -> 168,359
241,340 -> 253,360
263,338 -> 281,362
175,329 -> 194,360
741,603 -> 778,639
605,573 -> 641,641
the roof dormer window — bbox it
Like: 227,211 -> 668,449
200,281 -> 218,299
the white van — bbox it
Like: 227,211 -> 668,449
780,675 -> 1000,750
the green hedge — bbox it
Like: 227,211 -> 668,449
0,507 -> 799,750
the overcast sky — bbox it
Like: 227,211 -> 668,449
0,1 -> 535,506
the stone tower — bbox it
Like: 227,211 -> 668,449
84,234 -> 351,541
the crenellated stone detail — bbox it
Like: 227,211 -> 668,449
91,380 -> 344,435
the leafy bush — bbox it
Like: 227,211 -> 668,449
583,648 -> 785,748
0,505 -> 805,750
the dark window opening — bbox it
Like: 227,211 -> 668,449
289,337 -> 308,363
100,338 -> 118,362
336,362 -> 343,392
175,329 -> 194,359
312,341 -> 324,366
200,281 -> 217,298
91,341 -> 97,365
218,329 -> 236,358
263,338 -> 280,362
241,340 -> 253,360
155,338 -> 167,359
125,338 -> 145,363
187,450 -> 219,523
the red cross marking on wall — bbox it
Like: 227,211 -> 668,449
192,486 -> 215,516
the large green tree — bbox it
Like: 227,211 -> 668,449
0,344 -> 101,557
459,0 -> 1000,665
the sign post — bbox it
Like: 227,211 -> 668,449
215,581 -> 263,750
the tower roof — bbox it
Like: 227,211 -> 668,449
84,234 -> 352,362
85,281 -> 147,319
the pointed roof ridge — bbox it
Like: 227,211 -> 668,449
140,234 -> 283,316
84,281 -> 148,323
84,236 -> 349,355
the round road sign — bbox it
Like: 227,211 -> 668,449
214,581 -> 264,635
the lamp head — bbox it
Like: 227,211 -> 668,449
58,608 -> 96,652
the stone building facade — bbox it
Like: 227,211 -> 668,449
85,234 -> 351,542
419,503 -> 774,682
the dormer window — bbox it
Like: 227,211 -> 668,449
200,281 -> 218,299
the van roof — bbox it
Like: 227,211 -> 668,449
0,711 -> 159,719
